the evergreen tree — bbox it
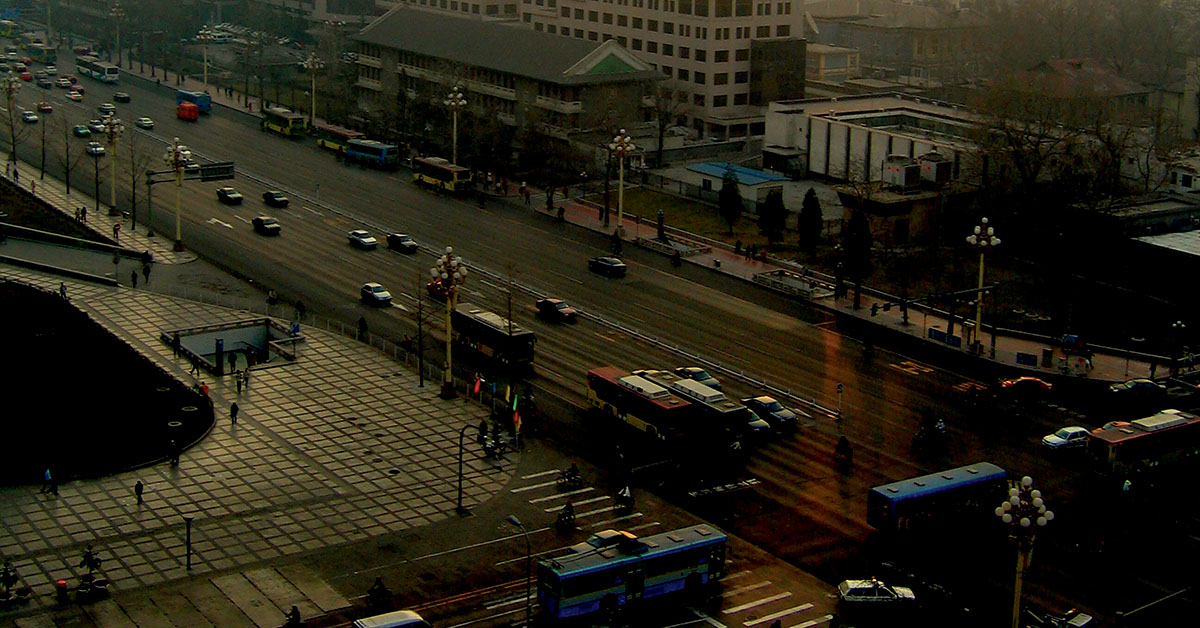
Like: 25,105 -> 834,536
757,189 -> 787,244
718,168 -> 743,234
798,187 -> 823,254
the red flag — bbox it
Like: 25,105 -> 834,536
513,409 -> 521,434
473,374 -> 482,395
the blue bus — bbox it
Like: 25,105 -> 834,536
537,524 -> 726,619
176,89 -> 212,113
867,462 -> 1007,531
345,139 -> 400,169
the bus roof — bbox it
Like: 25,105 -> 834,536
314,122 -> 364,136
349,139 -> 398,149
869,462 -> 1006,502
1090,409 -> 1199,444
588,367 -> 693,411
264,106 -> 304,118
415,156 -> 470,173
542,524 -> 725,576
455,303 -> 533,337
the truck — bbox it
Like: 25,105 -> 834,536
175,89 -> 212,114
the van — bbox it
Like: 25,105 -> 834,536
177,102 -> 199,121
352,610 -> 432,628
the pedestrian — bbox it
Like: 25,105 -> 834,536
735,239 -> 742,254
130,270 -> 138,288
134,480 -> 144,504
81,206 -> 87,222
113,223 -> 120,241
236,373 -> 243,394
172,332 -> 181,357
59,282 -> 67,299
142,263 -> 151,284
74,207 -> 80,221
41,468 -> 51,494
189,356 -> 199,376
524,188 -> 531,205
1150,362 -> 1157,378
200,382 -> 209,397
478,418 -> 488,444
295,300 -> 306,320
13,167 -> 17,181
30,180 -> 34,194
230,402 -> 239,424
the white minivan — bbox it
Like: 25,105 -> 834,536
353,610 -> 432,628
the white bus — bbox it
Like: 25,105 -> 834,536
76,55 -> 120,83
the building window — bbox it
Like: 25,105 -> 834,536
694,93 -> 705,106
575,8 -> 584,17
618,14 -> 628,25
680,46 -> 690,59
561,6 -> 569,15
534,22 -> 544,31
648,19 -> 658,31
756,2 -> 769,15
680,0 -> 692,14
776,24 -> 789,36
603,12 -> 613,23
589,30 -> 598,40
714,72 -> 728,84
695,49 -> 706,61
756,25 -> 770,37
662,65 -> 673,76
713,95 -> 728,107
588,10 -> 598,21
736,0 -> 751,15
663,43 -> 673,55
575,28 -> 584,37
715,50 -> 729,62
697,27 -> 707,39
734,92 -> 747,105
734,70 -> 748,83
664,22 -> 674,34
548,24 -> 557,33
632,38 -> 642,50
617,35 -> 626,45
1185,174 -> 1195,188
633,17 -> 643,28
648,41 -> 658,52
696,0 -> 708,16
778,2 -> 790,14
715,0 -> 731,16
735,48 -> 749,61
678,68 -> 688,80
694,72 -> 705,84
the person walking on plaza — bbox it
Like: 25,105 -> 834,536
113,223 -> 120,241
130,270 -> 138,288
236,374 -> 243,394
59,282 -> 67,300
81,206 -> 87,222
142,263 -> 151,284
41,468 -> 51,494
134,480 -> 144,504
230,402 -> 239,424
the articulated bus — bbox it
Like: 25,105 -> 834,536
867,462 -> 1008,531
451,303 -> 536,367
538,524 -> 727,620
28,43 -> 56,64
0,20 -> 19,39
261,107 -> 307,137
413,156 -> 471,193
586,367 -> 694,441
75,55 -> 119,83
312,122 -> 364,154
1087,409 -> 1200,476
345,139 -> 400,169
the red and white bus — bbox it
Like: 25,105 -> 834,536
586,367 -> 695,441
312,122 -> 364,154
1087,409 -> 1200,475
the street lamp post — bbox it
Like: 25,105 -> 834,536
609,129 -> 635,237
302,53 -> 324,126
505,515 -> 532,628
444,86 -> 466,165
965,217 -> 1000,356
4,72 -> 20,167
163,138 -> 189,251
1172,320 -> 1187,375
91,149 -> 104,214
104,116 -> 124,216
196,28 -> 213,92
430,246 -> 467,399
995,475 -> 1054,628
109,1 -> 126,68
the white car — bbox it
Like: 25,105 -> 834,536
837,578 -> 916,606
66,90 -> 83,101
348,230 -> 378,249
85,141 -> 105,156
20,111 -> 37,123
134,116 -> 154,129
45,65 -> 57,75
360,282 -> 392,306
1042,426 -> 1089,449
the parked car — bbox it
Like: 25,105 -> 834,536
837,578 -> 917,607
216,187 -> 244,205
1042,426 -> 1090,450
20,111 -> 38,123
743,410 -> 773,437
674,366 -> 722,390
65,90 -> 83,101
251,216 -> 281,236
360,282 -> 393,306
97,102 -> 116,115
588,256 -> 627,277
134,116 -> 154,129
262,191 -> 289,208
36,101 -> 51,112
84,141 -> 105,156
742,396 -> 801,430
386,233 -> 418,253
72,125 -> 91,138
113,92 -> 131,103
536,298 -> 578,322
19,72 -> 32,81
348,229 -> 378,249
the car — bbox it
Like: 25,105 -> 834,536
87,119 -> 106,133
19,72 -> 32,81
44,65 -> 57,75
999,376 -> 1054,394
360,282 -> 392,306
743,409 -> 773,436
113,92 -> 131,103
72,85 -> 85,95
1092,420 -> 1131,433
588,255 -> 627,277
134,116 -> 154,129
36,101 -> 51,113
1042,426 -> 1090,449
348,229 -> 378,249
14,63 -> 26,73
536,298 -> 578,322
569,530 -> 645,554
72,125 -> 91,138
0,62 -> 8,72
66,90 -> 83,102
262,191 -> 290,208
54,77 -> 70,88
84,141 -> 105,156
252,216 -> 281,236
216,187 -> 244,205
1108,378 -> 1167,400
426,280 -> 450,301
36,78 -> 52,89
386,233 -> 418,253
742,396 -> 801,430
837,578 -> 917,607
674,366 -> 722,390
20,110 -> 37,123
97,102 -> 116,115
64,75 -> 77,84
34,70 -> 47,79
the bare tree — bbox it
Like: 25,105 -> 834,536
650,78 -> 689,168
53,117 -> 87,196
126,129 -> 157,226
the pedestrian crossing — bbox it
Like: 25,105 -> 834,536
711,572 -> 833,628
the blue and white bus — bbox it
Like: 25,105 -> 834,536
76,55 -> 120,83
866,461 -> 1007,531
537,524 -> 726,619
345,139 -> 400,169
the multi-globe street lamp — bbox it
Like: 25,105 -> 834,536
430,246 -> 467,399
965,217 -> 1000,355
109,1 -> 126,68
995,475 -> 1054,628
103,116 -> 124,216
4,72 -> 20,167
609,129 -> 635,236
444,86 -> 466,165
302,53 -> 324,126
90,145 -> 105,214
163,138 -> 190,251
196,27 -> 213,92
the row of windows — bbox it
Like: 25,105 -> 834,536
659,64 -> 748,85
555,7 -> 788,39
412,0 -> 521,15
663,87 -> 749,108
534,0 -> 789,14
538,18 -> 785,43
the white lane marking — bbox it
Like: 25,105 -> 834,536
723,570 -> 753,582
510,479 -> 558,493
743,604 -> 814,627
302,205 -> 323,216
528,488 -> 592,503
794,615 -> 834,628
522,469 -> 560,480
543,496 -> 607,512
691,606 -> 729,628
724,581 -> 773,597
722,592 -> 792,614
207,217 -> 233,229
483,593 -> 535,610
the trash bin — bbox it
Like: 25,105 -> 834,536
1041,348 -> 1054,367
713,259 -> 721,268
55,579 -> 68,602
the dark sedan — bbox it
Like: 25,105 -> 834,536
252,216 -> 281,236
536,298 -> 578,322
387,233 -> 418,254
216,187 -> 244,205
262,191 -> 289,208
588,256 -> 627,277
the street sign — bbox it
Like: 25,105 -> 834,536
199,162 -> 236,182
